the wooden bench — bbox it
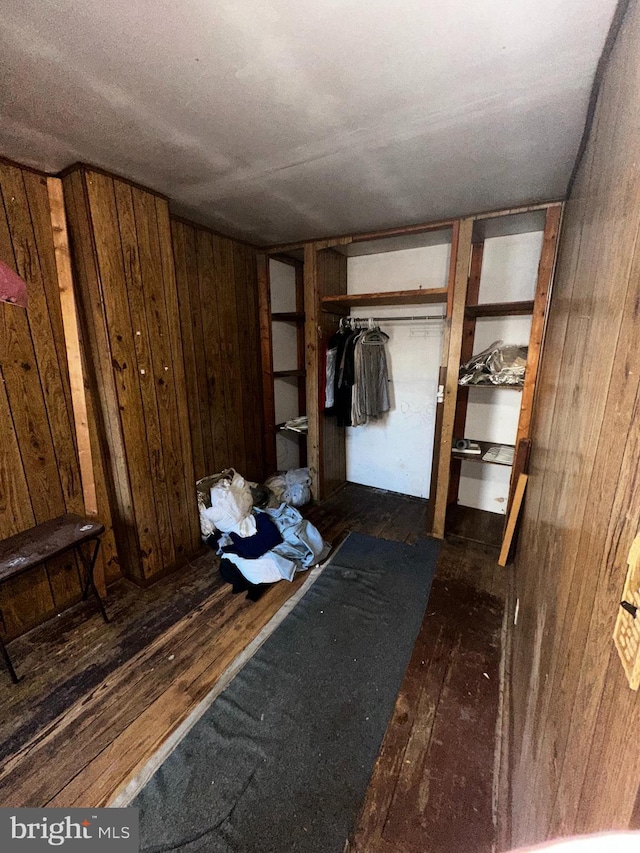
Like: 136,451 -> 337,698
0,514 -> 108,683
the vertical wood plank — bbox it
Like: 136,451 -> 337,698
0,161 -> 90,625
448,240 -> 484,505
213,235 -> 246,470
62,170 -> 126,586
431,218 -> 473,539
0,163 -> 86,612
47,177 -> 97,516
317,249 -> 347,497
85,171 -> 163,581
195,231 -> 229,472
22,172 -> 78,468
508,204 -> 562,518
0,163 -> 68,522
246,247 -> 266,481
127,186 -> 177,569
185,225 -> 216,476
233,243 -> 264,482
172,221 -> 206,482
257,252 -> 277,474
158,211 -> 199,553
303,244 -> 321,497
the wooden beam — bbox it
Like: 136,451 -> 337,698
465,300 -> 534,318
303,244 -> 321,498
473,200 -> 563,221
256,253 -> 277,475
448,241 -> 484,505
498,474 -> 528,567
430,218 -> 474,539
47,177 -> 98,517
511,205 -> 562,454
505,438 -> 532,520
295,261 -> 307,470
264,200 -> 562,256
322,287 -> 448,311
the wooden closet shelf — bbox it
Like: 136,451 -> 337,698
451,440 -> 515,467
271,312 -> 305,322
459,381 -> 523,390
321,287 -> 449,312
465,300 -> 534,318
273,369 -> 306,379
276,422 -> 308,435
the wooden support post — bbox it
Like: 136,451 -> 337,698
47,177 -> 98,517
506,204 -> 562,514
430,218 -> 474,539
303,243 -> 321,499
499,474 -> 528,566
448,240 -> 484,505
294,261 -> 307,467
256,253 -> 277,475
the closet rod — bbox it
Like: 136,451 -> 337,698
346,314 -> 445,323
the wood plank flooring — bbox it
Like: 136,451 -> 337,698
0,483 -> 506,852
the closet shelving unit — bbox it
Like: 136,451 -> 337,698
261,201 -> 562,555
257,252 -> 307,475
451,440 -> 515,466
309,225 -> 456,499
443,204 -> 562,545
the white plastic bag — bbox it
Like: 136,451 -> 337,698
202,471 -> 257,537
284,468 -> 312,506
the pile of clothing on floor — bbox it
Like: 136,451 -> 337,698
198,469 -> 330,600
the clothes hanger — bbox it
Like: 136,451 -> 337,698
360,317 -> 389,344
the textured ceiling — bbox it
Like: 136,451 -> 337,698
0,0 -> 617,245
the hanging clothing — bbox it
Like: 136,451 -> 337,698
335,329 -> 357,427
359,328 -> 390,421
324,339 -> 337,409
324,329 -> 346,416
323,321 -> 391,427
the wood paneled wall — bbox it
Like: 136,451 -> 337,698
171,218 -> 264,484
510,0 -> 640,843
62,167 -> 201,583
0,160 -> 118,639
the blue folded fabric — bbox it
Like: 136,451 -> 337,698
221,511 -> 283,559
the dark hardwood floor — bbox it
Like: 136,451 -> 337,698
0,484 -> 507,852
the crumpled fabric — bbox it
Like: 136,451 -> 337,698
202,471 -> 257,538
260,504 -> 330,568
221,512 -> 282,559
221,550 -> 297,585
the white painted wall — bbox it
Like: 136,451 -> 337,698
458,231 -> 543,514
270,259 -> 302,470
345,244 -> 450,498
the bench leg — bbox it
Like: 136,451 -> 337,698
0,636 -> 19,684
78,539 -> 109,624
